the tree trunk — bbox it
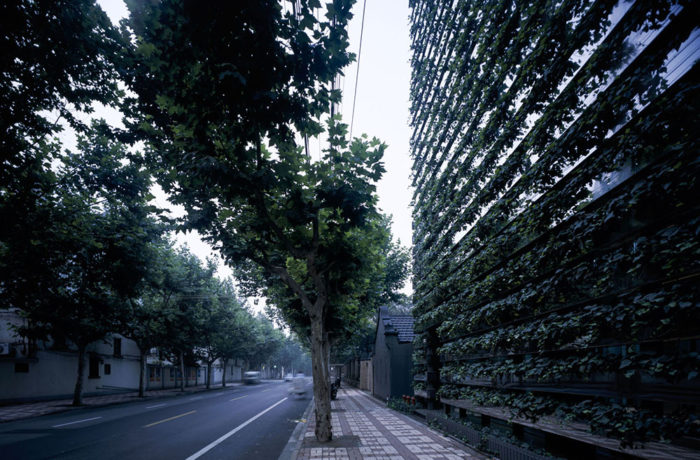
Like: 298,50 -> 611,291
179,350 -> 185,392
310,316 -> 332,442
138,350 -> 148,397
206,361 -> 212,389
73,344 -> 86,406
222,359 -> 228,388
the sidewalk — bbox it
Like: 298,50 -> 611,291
0,383 -> 242,423
291,387 -> 487,460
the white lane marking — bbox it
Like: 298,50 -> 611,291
144,410 -> 196,428
230,395 -> 247,401
185,397 -> 288,460
52,416 -> 102,428
146,403 -> 167,409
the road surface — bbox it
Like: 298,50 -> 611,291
0,380 -> 311,459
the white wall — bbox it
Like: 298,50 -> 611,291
0,310 -> 143,400
1,310 -> 247,401
0,349 -> 141,401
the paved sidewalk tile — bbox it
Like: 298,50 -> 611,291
0,383 -> 242,423
293,388 -> 487,460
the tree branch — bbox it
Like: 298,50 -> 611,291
267,264 -> 314,313
252,138 -> 307,259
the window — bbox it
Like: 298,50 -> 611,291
113,338 -> 122,357
14,362 -> 29,373
89,355 -> 100,379
104,363 -> 111,375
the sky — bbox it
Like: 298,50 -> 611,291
334,0 -> 414,251
95,0 -> 415,303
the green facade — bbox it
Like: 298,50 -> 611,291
409,0 -> 699,448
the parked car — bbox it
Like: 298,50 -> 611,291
284,373 -> 294,382
243,371 -> 261,384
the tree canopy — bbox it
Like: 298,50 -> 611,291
1,0 -> 409,433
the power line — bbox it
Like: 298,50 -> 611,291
349,0 -> 367,141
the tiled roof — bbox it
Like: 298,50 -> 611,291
383,314 -> 415,343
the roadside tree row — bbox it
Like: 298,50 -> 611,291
1,0 -> 408,440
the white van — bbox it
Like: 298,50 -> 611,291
243,371 -> 261,384
289,374 -> 306,397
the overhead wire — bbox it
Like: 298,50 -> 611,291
349,0 -> 368,141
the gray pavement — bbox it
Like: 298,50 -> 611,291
290,387 -> 487,460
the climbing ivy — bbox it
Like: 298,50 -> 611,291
410,0 -> 699,448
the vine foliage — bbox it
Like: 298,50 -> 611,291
409,0 -> 699,448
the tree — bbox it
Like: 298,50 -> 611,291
158,248 -> 216,392
197,277 -> 250,389
210,287 -> 255,387
123,0 -> 387,441
121,240 -> 183,397
0,1 -> 144,406
0,0 -> 125,291
235,314 -> 284,375
123,296 -> 166,398
5,124 -> 161,405
0,0 -> 123,187
272,335 -> 313,376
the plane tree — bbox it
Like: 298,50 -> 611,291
122,0 -> 404,441
157,248 -> 217,391
210,288 -> 256,388
0,1 -> 162,406
0,0 -> 123,192
197,277 -> 252,389
6,124 -> 162,405
121,240 -> 189,397
270,335 -> 312,377
0,0 -> 125,343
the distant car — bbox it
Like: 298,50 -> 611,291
243,371 -> 261,384
284,373 -> 294,382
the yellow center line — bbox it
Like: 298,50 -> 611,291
144,410 -> 196,428
230,395 -> 248,401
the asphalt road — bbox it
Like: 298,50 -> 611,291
0,380 -> 312,460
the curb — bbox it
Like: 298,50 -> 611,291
278,396 -> 314,460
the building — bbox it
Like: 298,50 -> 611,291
372,306 -> 414,402
0,308 -> 143,401
344,355 -> 373,393
409,0 -> 700,455
0,308 -> 242,401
